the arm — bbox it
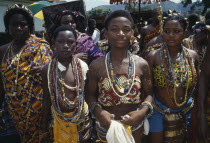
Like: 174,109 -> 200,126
39,64 -> 52,141
0,46 -> 6,110
121,58 -> 153,127
86,60 -> 113,129
197,61 -> 208,143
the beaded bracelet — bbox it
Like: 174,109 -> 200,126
137,101 -> 154,118
89,102 -> 102,119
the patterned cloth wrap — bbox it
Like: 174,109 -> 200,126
0,35 -> 53,143
152,63 -> 193,88
98,74 -> 141,106
48,57 -> 92,143
143,25 -> 161,46
74,33 -> 104,65
149,96 -> 194,143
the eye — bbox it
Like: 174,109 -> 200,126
67,41 -> 74,45
164,30 -> 170,34
57,40 -> 63,44
110,28 -> 118,32
123,28 -> 131,33
175,30 -> 180,33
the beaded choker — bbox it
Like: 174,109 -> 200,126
105,51 -> 135,97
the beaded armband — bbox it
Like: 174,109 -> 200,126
90,102 -> 102,119
137,101 -> 154,118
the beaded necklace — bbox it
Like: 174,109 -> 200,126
48,56 -> 85,123
160,43 -> 197,107
105,51 -> 135,97
58,60 -> 78,109
2,41 -> 26,96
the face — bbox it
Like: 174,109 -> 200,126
105,17 -> 133,49
163,20 -> 186,48
54,30 -> 76,60
60,15 -> 77,29
8,14 -> 30,41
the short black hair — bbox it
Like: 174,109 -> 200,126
205,11 -> 210,21
4,4 -> 34,33
88,19 -> 96,26
103,10 -> 134,30
206,19 -> 210,25
164,15 -> 187,30
188,13 -> 200,26
53,25 -> 77,40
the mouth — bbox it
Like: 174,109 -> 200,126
115,40 -> 127,43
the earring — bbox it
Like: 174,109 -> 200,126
130,36 -> 135,45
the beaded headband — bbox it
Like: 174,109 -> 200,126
5,4 -> 33,17
194,23 -> 210,32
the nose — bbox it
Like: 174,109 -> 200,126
16,25 -> 22,30
118,30 -> 125,36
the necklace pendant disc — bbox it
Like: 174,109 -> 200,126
119,88 -> 124,93
12,91 -> 17,96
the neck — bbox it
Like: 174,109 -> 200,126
58,56 -> 73,67
13,40 -> 26,49
166,44 -> 182,58
110,48 -> 128,62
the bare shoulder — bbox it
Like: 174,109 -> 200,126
89,56 -> 105,70
133,55 -> 149,68
186,48 -> 199,61
147,47 -> 161,58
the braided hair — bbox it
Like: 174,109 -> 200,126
163,15 -> 188,30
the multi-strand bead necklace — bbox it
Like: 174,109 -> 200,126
160,43 -> 197,107
105,51 -> 135,97
48,56 -> 85,123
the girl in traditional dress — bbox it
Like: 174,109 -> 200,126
87,10 -> 153,143
146,15 -> 199,143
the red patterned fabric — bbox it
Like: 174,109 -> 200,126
98,74 -> 141,106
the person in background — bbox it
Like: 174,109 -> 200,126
187,13 -> 200,37
51,10 -> 104,65
196,20 -> 210,143
139,9 -> 161,53
86,19 -> 100,43
0,4 -> 53,143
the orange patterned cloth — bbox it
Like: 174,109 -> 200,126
143,25 -> 161,46
1,35 -> 53,143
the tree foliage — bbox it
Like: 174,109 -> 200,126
181,0 -> 210,14
125,4 -> 151,12
87,8 -> 112,18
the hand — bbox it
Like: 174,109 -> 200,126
197,113 -> 208,143
120,109 -> 146,127
74,53 -> 88,62
95,109 -> 114,130
30,65 -> 45,74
